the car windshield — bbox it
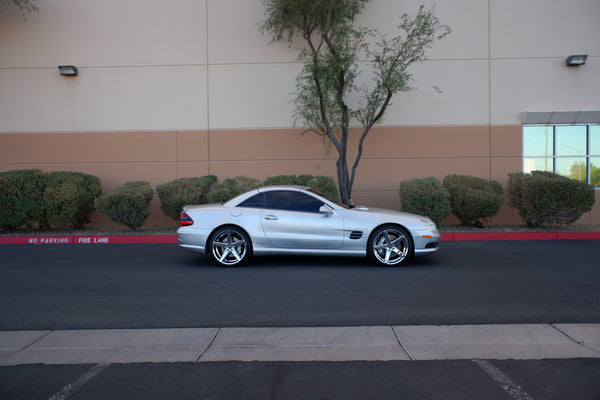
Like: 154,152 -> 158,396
307,188 -> 352,209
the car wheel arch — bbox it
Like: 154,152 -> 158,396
206,224 -> 254,254
366,223 -> 415,266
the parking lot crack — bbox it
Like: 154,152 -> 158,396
391,326 -> 414,361
195,328 -> 221,362
550,324 -> 600,356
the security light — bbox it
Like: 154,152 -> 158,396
58,65 -> 78,76
566,55 -> 587,67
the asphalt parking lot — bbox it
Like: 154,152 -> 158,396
1,240 -> 599,399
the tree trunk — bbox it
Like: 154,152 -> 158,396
337,155 -> 352,205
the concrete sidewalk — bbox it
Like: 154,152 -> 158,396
1,324 -> 599,365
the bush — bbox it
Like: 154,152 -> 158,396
262,174 -> 339,200
95,181 -> 153,231
443,174 -> 504,226
208,176 -> 260,203
156,175 -> 218,221
0,169 -> 46,230
398,177 -> 451,225
42,171 -> 102,229
508,171 -> 596,227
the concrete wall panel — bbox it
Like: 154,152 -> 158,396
0,66 -> 208,132
491,58 -> 600,125
381,60 -> 489,126
361,0 -> 489,60
491,0 -> 600,59
209,63 -> 300,129
0,0 -> 207,68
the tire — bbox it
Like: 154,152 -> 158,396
208,226 -> 252,267
367,225 -> 413,266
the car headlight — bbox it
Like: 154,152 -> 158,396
419,218 -> 438,232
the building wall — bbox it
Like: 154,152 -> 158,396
1,0 -> 599,226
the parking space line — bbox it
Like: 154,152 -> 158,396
48,362 -> 109,400
473,359 -> 533,400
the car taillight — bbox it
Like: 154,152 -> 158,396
180,212 -> 194,227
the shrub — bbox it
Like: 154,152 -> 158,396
398,177 -> 451,225
208,176 -> 260,203
42,171 -> 102,229
262,174 -> 339,200
0,169 -> 46,230
508,171 -> 596,227
95,181 -> 153,231
443,174 -> 504,226
156,175 -> 218,221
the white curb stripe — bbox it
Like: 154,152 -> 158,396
49,362 -> 109,400
473,359 -> 534,400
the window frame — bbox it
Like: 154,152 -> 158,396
523,124 -> 600,188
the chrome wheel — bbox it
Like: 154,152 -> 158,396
210,227 -> 251,266
368,225 -> 412,266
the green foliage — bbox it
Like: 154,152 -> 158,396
261,0 -> 450,204
156,175 -> 218,221
42,171 -> 102,229
0,0 -> 39,15
0,169 -> 46,230
95,181 -> 153,231
262,174 -> 339,200
508,171 -> 596,227
443,174 -> 504,226
398,177 -> 451,225
208,176 -> 261,203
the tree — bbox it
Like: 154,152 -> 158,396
261,0 -> 450,205
0,0 -> 38,16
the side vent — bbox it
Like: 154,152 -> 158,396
349,231 -> 363,240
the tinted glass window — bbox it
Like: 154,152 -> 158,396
238,193 -> 265,208
265,191 -> 323,213
523,124 -> 600,187
523,125 -> 553,157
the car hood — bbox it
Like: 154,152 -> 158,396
352,206 -> 424,219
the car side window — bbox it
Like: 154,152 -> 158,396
238,193 -> 265,208
265,191 -> 323,213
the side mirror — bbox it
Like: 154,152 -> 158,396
319,205 -> 334,216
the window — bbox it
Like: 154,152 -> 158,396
265,191 -> 324,213
523,124 -> 600,187
238,193 -> 265,208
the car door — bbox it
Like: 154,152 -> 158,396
260,190 -> 344,249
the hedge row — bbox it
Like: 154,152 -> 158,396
508,171 -> 595,227
157,174 -> 339,222
95,181 -> 154,231
0,170 -> 339,230
2,169 -> 595,230
400,172 -> 595,227
0,169 -> 101,230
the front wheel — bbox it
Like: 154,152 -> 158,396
368,225 -> 413,266
208,226 -> 252,267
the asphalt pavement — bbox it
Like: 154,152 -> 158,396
1,238 -> 599,399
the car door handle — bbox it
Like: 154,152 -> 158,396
264,215 -> 278,221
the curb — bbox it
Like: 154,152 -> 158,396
1,324 -> 599,365
0,232 -> 599,245
0,235 -> 178,245
440,231 -> 600,241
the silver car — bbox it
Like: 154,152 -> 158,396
177,185 -> 440,267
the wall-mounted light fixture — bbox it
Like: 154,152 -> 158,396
566,55 -> 587,67
58,65 -> 78,76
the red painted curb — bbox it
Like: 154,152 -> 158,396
441,231 -> 600,241
0,235 -> 178,245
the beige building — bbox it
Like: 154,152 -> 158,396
1,0 -> 599,226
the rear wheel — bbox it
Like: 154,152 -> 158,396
368,225 -> 413,266
208,226 -> 251,267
